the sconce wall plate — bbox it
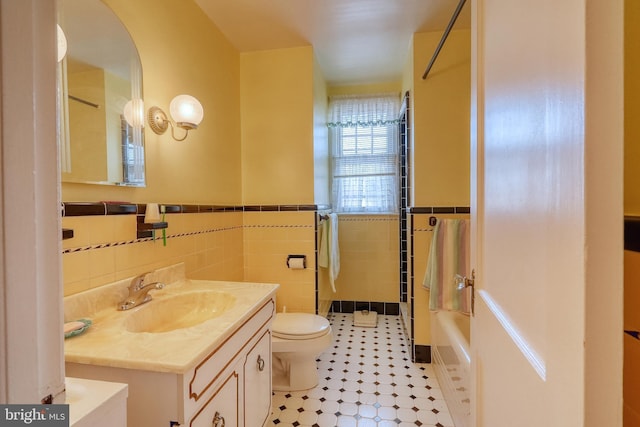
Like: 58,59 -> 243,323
148,106 -> 169,135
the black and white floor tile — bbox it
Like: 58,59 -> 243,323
269,313 -> 454,427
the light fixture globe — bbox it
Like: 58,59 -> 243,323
169,95 -> 203,130
57,24 -> 67,62
123,99 -> 145,128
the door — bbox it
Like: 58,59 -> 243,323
470,0 -> 623,426
243,331 -> 272,427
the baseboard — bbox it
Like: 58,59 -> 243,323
414,344 -> 432,363
330,300 -> 400,316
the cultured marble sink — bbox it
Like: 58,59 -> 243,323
63,264 -> 279,373
124,290 -> 236,333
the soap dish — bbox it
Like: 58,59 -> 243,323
64,319 -> 92,339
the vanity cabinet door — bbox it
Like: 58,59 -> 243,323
243,330 -> 272,427
190,371 -> 239,427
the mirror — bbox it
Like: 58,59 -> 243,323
58,0 -> 145,186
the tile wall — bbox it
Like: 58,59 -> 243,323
243,209 -> 317,314
62,203 -> 332,317
409,208 -> 470,362
62,204 -> 416,324
331,215 -> 399,305
62,204 -> 244,296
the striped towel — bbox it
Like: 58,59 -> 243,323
423,218 -> 471,313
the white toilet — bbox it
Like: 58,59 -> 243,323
271,312 -> 333,391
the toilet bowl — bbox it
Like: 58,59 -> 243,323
271,312 -> 332,391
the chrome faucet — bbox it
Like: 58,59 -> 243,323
118,272 -> 165,311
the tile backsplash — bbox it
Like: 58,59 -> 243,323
61,203 -> 320,318
62,208 -> 244,296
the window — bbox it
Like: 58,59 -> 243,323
328,94 -> 400,213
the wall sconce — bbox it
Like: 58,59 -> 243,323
148,95 -> 204,142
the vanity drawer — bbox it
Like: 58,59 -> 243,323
184,298 -> 275,415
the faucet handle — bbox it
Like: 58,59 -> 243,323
130,272 -> 152,290
150,282 -> 165,291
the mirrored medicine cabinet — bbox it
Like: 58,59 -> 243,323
58,0 -> 146,187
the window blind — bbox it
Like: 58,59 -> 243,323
328,94 -> 400,213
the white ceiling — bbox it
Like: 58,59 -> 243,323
194,0 -> 471,86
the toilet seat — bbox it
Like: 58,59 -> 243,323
272,313 -> 330,340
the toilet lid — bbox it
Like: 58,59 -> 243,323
272,313 -> 331,340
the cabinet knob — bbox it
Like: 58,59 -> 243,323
257,354 -> 265,371
212,411 -> 225,427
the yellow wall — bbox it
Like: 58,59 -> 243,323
64,66 -> 108,183
64,65 -> 129,184
323,83 -> 403,308
332,215 -> 399,304
410,213 -> 470,345
62,0 -> 242,204
409,30 -> 471,347
313,57 -> 330,206
328,82 -> 402,96
625,0 -> 640,425
60,1 -> 319,319
240,46 -> 315,205
625,0 -> 640,216
412,30 -> 470,207
62,211 -> 244,296
243,211 -> 317,313
104,71 -> 129,182
402,37 -> 414,101
312,60 -> 332,316
59,2 -> 473,326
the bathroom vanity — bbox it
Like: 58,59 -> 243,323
64,266 -> 278,427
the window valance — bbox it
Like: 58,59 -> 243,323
327,93 -> 401,128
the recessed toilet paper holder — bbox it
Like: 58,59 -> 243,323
287,254 -> 306,269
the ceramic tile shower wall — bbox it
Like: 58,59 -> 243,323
62,211 -> 244,296
332,215 -> 399,305
410,212 -> 470,352
243,210 -> 317,313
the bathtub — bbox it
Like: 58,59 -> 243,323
431,310 -> 471,427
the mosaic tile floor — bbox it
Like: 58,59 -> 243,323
268,313 -> 454,427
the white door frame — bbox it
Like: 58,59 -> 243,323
0,0 -> 64,403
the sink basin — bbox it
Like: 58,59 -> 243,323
125,291 -> 236,333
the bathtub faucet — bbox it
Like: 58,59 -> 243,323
117,272 -> 165,311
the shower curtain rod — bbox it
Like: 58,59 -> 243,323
421,0 -> 467,80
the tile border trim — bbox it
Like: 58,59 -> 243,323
625,216 -> 640,253
330,300 -> 400,316
409,206 -> 470,214
62,202 -> 324,217
62,225 -> 244,254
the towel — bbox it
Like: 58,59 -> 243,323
319,213 -> 340,292
423,218 -> 471,313
319,219 -> 329,268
